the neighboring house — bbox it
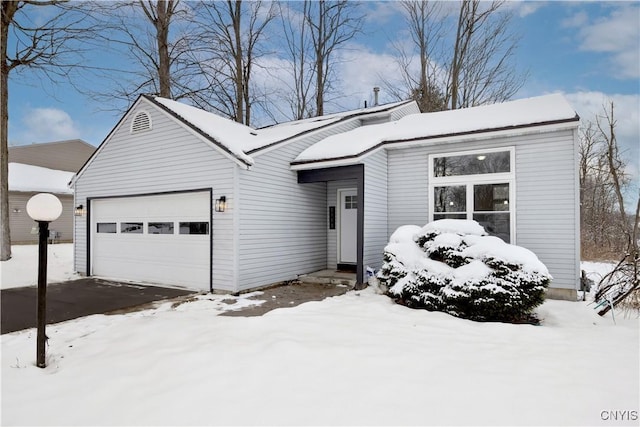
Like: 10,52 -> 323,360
72,93 -> 581,300
8,140 -> 96,243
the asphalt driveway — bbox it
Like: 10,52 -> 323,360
1,278 -> 196,334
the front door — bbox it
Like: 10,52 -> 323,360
338,189 -> 357,264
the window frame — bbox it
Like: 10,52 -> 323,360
428,147 -> 516,243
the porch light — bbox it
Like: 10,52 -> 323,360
26,193 -> 63,369
215,196 -> 226,213
74,204 -> 86,216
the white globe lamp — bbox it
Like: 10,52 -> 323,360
26,193 -> 63,222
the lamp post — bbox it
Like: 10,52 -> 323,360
26,193 -> 63,368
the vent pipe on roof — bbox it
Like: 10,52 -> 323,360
373,87 -> 380,106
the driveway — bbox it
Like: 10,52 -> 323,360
1,278 -> 196,334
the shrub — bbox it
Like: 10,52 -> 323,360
378,220 -> 551,323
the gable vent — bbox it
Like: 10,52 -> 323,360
130,111 -> 152,133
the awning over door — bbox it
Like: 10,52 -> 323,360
297,165 -> 365,286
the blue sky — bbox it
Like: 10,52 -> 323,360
8,1 -> 639,186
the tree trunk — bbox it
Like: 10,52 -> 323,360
233,0 -> 244,123
315,0 -> 324,117
449,1 -> 466,110
1,1 -> 18,261
156,0 -> 172,98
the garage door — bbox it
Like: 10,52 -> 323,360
91,191 -> 211,290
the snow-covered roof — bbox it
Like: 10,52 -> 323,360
292,94 -> 579,167
9,163 -> 74,194
150,96 -> 414,166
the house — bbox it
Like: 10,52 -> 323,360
72,93 -> 581,300
8,140 -> 96,243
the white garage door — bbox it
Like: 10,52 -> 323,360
91,191 -> 211,290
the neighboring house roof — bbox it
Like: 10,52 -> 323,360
148,95 -> 415,166
9,163 -> 74,195
292,93 -> 580,168
9,139 -> 96,172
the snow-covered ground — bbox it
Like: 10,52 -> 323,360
1,246 -> 638,426
0,243 -> 78,289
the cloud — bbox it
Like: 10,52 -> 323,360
575,4 -> 640,79
361,1 -> 402,26
13,107 -> 81,145
335,46 -> 406,109
566,91 -> 640,198
507,1 -> 547,18
561,11 -> 588,28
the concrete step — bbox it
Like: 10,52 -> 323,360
298,270 -> 356,287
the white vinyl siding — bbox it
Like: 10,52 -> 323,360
515,129 -> 580,290
390,103 -> 420,121
363,150 -> 388,272
386,128 -> 580,290
387,150 -> 430,236
237,121 -> 361,291
74,99 -> 237,291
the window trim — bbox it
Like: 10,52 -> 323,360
428,147 -> 516,243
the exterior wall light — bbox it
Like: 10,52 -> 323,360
74,204 -> 86,216
215,196 -> 226,213
26,193 -> 63,369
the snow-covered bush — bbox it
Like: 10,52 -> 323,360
378,220 -> 551,322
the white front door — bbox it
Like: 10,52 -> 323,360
91,191 -> 211,290
338,189 -> 357,264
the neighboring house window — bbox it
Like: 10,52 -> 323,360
130,111 -> 152,134
428,147 -> 515,243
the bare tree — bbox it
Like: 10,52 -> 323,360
1,0 -> 92,261
579,121 -> 622,256
139,0 -> 179,98
306,0 -> 363,116
82,0 -> 203,109
590,102 -> 640,315
386,1 -> 446,112
272,1 -> 316,120
390,0 -> 525,111
448,0 -> 525,109
189,0 -> 276,125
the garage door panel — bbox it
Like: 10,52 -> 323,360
91,192 -> 211,290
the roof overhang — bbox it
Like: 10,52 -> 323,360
290,117 -> 579,171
